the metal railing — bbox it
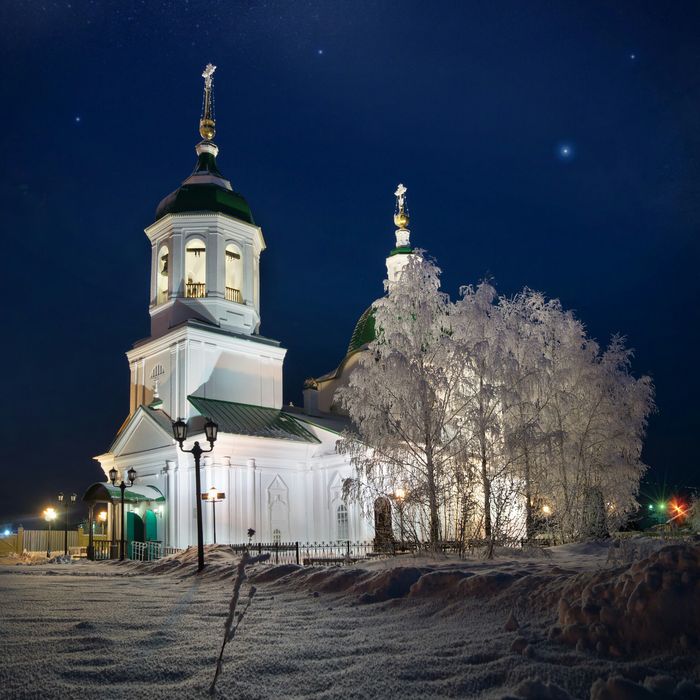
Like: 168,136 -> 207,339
90,539 -> 486,565
232,541 -> 379,566
91,540 -> 112,560
225,287 -> 242,303
129,541 -> 184,561
185,282 -> 206,298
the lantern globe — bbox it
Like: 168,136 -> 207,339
57,492 -> 64,503
172,418 -> 187,442
127,468 -> 137,485
204,420 -> 218,444
108,468 -> 118,485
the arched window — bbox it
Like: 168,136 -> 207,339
185,238 -> 206,298
157,245 -> 169,304
337,504 -> 349,542
272,528 -> 281,545
225,243 -> 243,303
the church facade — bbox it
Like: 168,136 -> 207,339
87,65 -> 414,552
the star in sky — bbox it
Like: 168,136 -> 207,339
74,115 -> 81,123
630,53 -> 637,60
557,143 -> 574,160
317,49 -> 324,55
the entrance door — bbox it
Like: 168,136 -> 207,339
144,510 -> 158,542
126,512 -> 144,559
374,497 -> 393,551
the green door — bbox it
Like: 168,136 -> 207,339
144,510 -> 158,542
126,512 -> 144,558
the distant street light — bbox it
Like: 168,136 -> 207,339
57,492 -> 77,556
202,487 -> 225,544
98,510 -> 108,535
44,507 -> 57,558
108,467 -> 137,561
393,488 -> 407,546
172,418 -> 218,572
542,504 -> 553,543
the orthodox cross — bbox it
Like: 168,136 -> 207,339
395,183 -> 407,213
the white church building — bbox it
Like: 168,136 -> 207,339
84,65 -> 416,554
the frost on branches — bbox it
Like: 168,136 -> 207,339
337,255 -> 654,547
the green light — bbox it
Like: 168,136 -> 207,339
648,504 -> 654,510
658,502 -> 666,511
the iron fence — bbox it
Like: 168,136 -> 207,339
88,538 -> 497,565
92,540 -> 112,560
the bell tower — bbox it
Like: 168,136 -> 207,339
146,63 -> 264,339
126,65 -> 286,419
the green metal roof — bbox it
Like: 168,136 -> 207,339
155,184 -> 254,224
347,306 -> 376,354
389,245 -> 413,256
188,396 -> 320,444
83,483 -> 165,504
155,149 -> 254,224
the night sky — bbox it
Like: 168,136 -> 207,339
1,1 -> 699,525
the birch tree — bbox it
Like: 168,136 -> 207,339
337,254 -> 467,545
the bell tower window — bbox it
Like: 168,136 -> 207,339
157,246 -> 169,305
225,244 -> 243,303
185,238 -> 206,298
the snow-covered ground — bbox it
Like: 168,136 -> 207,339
0,540 -> 698,699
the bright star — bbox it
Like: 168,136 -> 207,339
630,53 -> 636,60
557,143 -> 574,161
317,49 -> 324,55
75,116 -> 81,123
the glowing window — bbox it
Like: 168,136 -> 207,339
185,238 -> 206,298
225,243 -> 243,303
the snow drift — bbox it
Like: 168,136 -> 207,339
549,543 -> 700,656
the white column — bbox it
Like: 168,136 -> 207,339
171,228 -> 185,298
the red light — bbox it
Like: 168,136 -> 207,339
669,499 -> 687,521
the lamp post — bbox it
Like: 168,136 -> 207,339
44,507 -> 57,558
172,417 -> 218,572
57,492 -> 77,556
202,487 -> 225,544
109,467 -> 137,561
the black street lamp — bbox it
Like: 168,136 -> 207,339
57,492 -> 77,556
172,417 -> 218,572
202,487 -> 225,544
109,467 -> 137,561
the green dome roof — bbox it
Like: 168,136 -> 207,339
155,148 -> 254,224
347,306 -> 376,354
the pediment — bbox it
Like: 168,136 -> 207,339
110,408 -> 174,457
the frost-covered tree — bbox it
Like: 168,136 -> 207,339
337,255 -> 466,545
337,255 -> 654,546
451,282 -> 509,542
